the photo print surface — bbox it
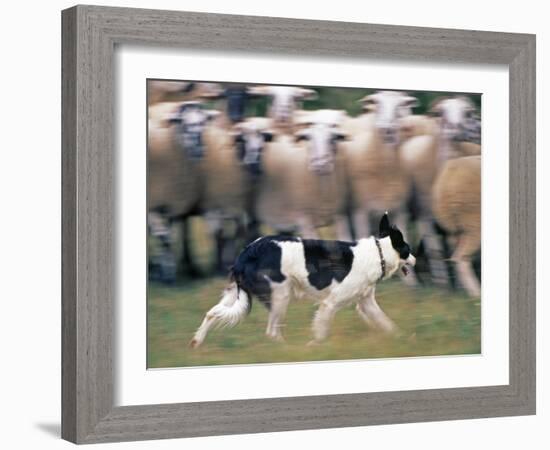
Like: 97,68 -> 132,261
147,80 -> 482,368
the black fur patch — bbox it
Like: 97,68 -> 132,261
378,213 -> 411,260
388,227 -> 411,260
231,236 -> 299,309
302,239 -> 355,290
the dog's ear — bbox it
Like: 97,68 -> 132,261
379,212 -> 390,237
389,226 -> 404,246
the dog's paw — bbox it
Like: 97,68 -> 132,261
266,333 -> 285,343
189,338 -> 201,349
306,339 -> 323,347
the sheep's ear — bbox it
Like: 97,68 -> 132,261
247,85 -> 272,96
182,82 -> 196,93
234,133 -> 245,144
262,131 -> 274,142
295,131 -> 309,142
198,84 -> 224,99
428,96 -> 448,115
358,94 -> 376,111
206,110 -> 221,121
165,113 -> 182,125
296,88 -> 318,100
379,212 -> 391,237
457,95 -> 476,109
230,123 -> 244,139
333,132 -> 348,142
403,96 -> 419,108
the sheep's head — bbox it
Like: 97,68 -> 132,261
232,118 -> 274,175
429,96 -> 480,142
167,102 -> 220,160
358,91 -> 418,146
294,110 -> 349,175
248,85 -> 318,124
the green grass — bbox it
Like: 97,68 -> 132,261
147,278 -> 481,368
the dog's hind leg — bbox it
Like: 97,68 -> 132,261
190,283 -> 250,348
265,282 -> 291,342
190,313 -> 218,349
356,287 -> 397,335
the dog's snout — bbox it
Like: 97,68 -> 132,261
406,254 -> 417,267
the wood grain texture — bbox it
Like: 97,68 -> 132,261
61,4 -> 536,444
61,6 -> 77,443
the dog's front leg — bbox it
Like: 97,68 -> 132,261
309,295 -> 344,345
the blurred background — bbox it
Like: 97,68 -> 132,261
147,80 -> 482,368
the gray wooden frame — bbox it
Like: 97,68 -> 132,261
62,4 -> 536,444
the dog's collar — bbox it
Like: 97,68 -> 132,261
374,238 -> 386,280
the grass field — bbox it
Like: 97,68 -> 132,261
147,278 -> 481,368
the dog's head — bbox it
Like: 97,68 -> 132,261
379,213 -> 416,275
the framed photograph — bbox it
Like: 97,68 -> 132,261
62,5 -> 536,444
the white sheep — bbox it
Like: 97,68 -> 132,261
431,155 -> 481,297
147,101 -> 219,281
234,110 -> 350,239
398,96 -> 481,285
345,92 -> 417,238
197,119 -> 257,271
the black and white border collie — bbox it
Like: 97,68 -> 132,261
191,213 -> 416,347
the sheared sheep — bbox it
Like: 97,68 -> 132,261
233,110 -> 350,239
345,92 -> 417,235
431,155 -> 481,297
342,91 -> 420,283
398,96 -> 481,285
147,101 -> 219,281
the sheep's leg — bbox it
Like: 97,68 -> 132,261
214,227 -> 227,274
416,218 -> 449,286
179,217 -> 202,278
202,212 -> 227,275
265,283 -> 291,342
296,215 -> 319,239
351,208 -> 370,239
245,216 -> 262,243
148,212 -> 177,284
220,218 -> 240,271
356,286 -> 397,334
334,213 -> 353,241
451,233 -> 481,297
393,210 -> 418,286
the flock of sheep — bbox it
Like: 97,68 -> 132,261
147,81 -> 482,297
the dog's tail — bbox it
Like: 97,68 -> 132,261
190,237 -> 271,348
190,280 -> 251,349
